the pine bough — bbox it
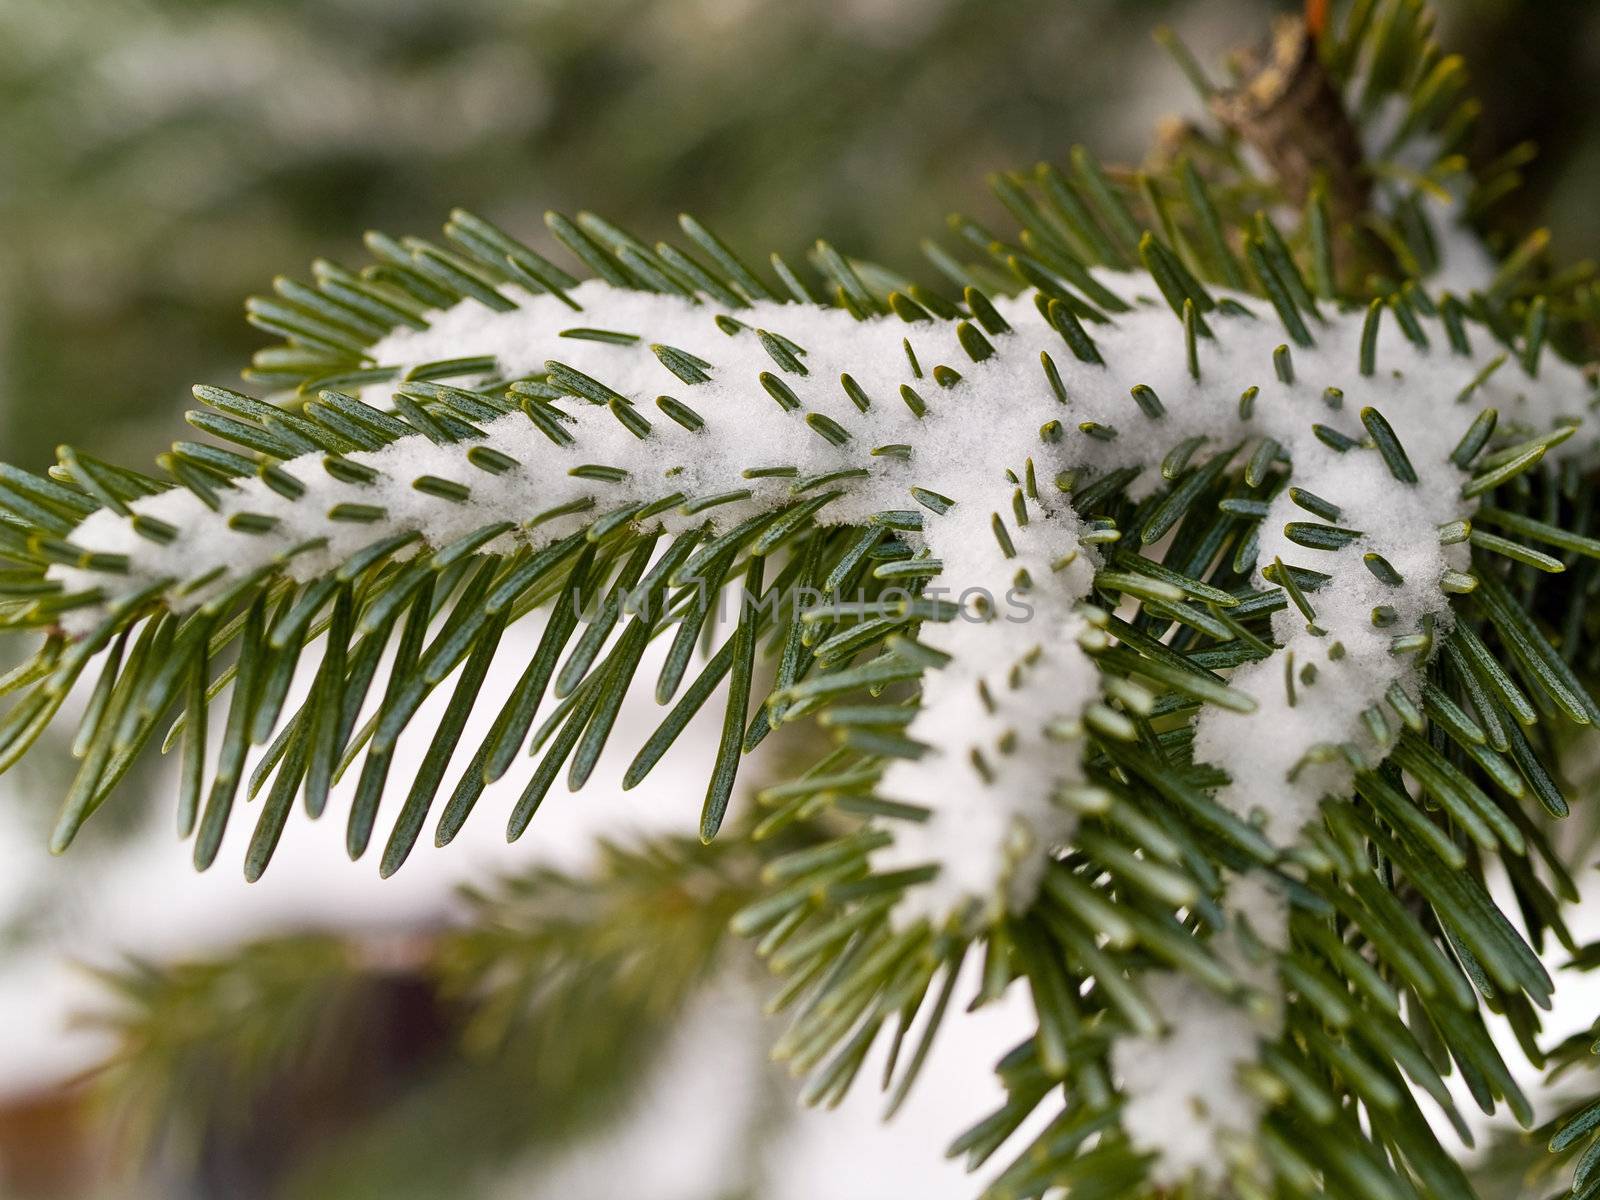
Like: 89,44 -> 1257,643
5,3 -> 1600,1195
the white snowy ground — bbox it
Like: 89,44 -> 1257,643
488,959 -> 1043,1200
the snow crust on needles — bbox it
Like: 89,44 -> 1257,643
51,272 -> 1594,1183
1113,873 -> 1288,1187
60,273 -> 1590,901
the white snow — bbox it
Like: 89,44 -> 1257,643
1113,871 -> 1289,1187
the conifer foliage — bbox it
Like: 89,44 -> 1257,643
5,1 -> 1600,1195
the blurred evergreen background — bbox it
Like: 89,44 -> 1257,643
5,0 -> 1596,468
1,0 -> 1598,1195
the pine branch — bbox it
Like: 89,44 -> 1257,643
8,1 -> 1600,1195
79,935 -> 389,1162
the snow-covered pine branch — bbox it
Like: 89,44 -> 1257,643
48,264 -> 1592,901
3,5 -> 1598,1191
32,248 -> 1596,1186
